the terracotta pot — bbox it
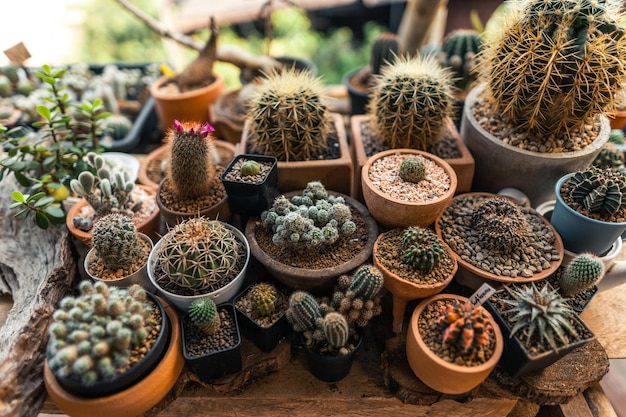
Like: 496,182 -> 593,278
361,149 -> 457,229
609,109 -> 626,130
406,294 -> 503,394
350,114 -> 474,201
239,112 -> 354,195
373,230 -> 457,334
209,89 -> 245,145
150,73 -> 225,132
65,184 -> 161,248
43,296 -> 185,417
244,191 -> 379,294
137,140 -> 236,191
434,192 -> 564,290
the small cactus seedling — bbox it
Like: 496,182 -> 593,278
322,312 -> 349,350
240,160 -> 261,176
401,227 -> 446,273
436,300 -> 491,352
399,156 -> 426,183
189,297 -> 220,335
559,253 -> 605,296
248,282 -> 278,318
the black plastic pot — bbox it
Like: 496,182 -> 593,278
52,292 -> 171,398
239,56 -> 317,84
233,282 -> 291,353
342,67 -> 370,115
181,304 -> 242,382
220,154 -> 279,217
300,332 -> 363,382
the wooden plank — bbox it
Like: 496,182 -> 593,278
584,383 -> 618,417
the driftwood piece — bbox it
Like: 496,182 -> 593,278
0,176 -> 76,417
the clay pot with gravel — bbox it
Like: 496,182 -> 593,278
373,226 -> 457,333
406,293 -> 503,394
361,149 -> 457,230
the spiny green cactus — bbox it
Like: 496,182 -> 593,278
0,75 -> 10,97
367,54 -> 454,150
240,160 -> 261,177
567,167 -> 626,216
370,32 -> 399,76
189,297 -> 220,335
103,114 -> 133,141
399,156 -> 426,183
156,218 -> 240,291
348,264 -> 384,301
609,129 -> 625,145
286,291 -> 322,333
559,253 -> 605,296
248,282 -> 278,317
436,300 -> 491,352
501,282 -> 580,352
91,213 -> 143,271
47,281 -> 155,384
440,29 -> 483,92
593,143 -> 625,170
247,69 -> 331,162
471,197 -> 531,253
322,312 -> 349,349
481,0 -> 626,140
165,120 -> 218,200
401,227 -> 446,273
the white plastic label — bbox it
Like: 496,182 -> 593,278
468,282 -> 497,307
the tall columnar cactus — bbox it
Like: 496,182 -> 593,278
559,253 -> 605,296
165,120 -> 218,200
156,218 -> 240,291
399,156 -> 426,183
91,213 -> 143,270
247,69 -> 331,162
436,300 -> 491,352
248,282 -> 278,317
440,29 -> 483,92
480,0 -> 626,139
367,54 -> 454,150
370,32 -> 399,76
348,264 -> 384,301
401,227 -> 446,273
501,282 -> 580,352
47,282 -> 155,384
189,297 -> 220,335
471,197 -> 531,253
286,291 -> 322,333
567,167 -> 626,216
322,312 -> 349,349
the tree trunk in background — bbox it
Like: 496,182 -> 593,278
397,0 -> 446,55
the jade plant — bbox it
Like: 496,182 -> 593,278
562,166 -> 626,218
156,217 -> 240,292
286,264 -> 383,355
1,64 -> 110,228
189,297 -> 221,335
367,54 -> 455,151
90,213 -> 146,273
437,299 -> 491,352
246,68 -> 331,162
479,0 -> 626,142
47,281 -> 156,384
559,253 -> 605,296
260,181 -> 356,250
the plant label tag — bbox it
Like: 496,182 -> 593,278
468,283 -> 496,307
4,42 -> 31,65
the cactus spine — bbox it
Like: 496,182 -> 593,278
559,253 -> 605,296
165,120 -> 218,200
248,282 -> 278,317
437,300 -> 491,352
322,312 -> 349,349
189,297 -> 220,335
401,227 -> 446,273
370,32 -> 399,76
247,69 -> 331,162
348,264 -> 384,301
91,213 -> 143,270
156,218 -> 240,291
368,54 -> 454,150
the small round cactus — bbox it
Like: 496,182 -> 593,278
91,213 -> 143,271
322,312 -> 349,350
248,282 -> 278,317
437,300 -> 491,352
348,264 -> 384,301
399,156 -> 426,183
559,253 -> 605,296
401,227 -> 446,273
103,114 -> 133,141
240,160 -> 261,176
471,197 -> 531,254
286,291 -> 322,333
189,297 -> 220,335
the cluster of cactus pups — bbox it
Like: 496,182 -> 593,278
437,300 -> 491,353
189,297 -> 221,335
559,253 -> 605,297
286,264 -> 383,354
260,181 -> 356,249
91,213 -> 145,272
565,167 -> 626,217
47,281 -> 156,384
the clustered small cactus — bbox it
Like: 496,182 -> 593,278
593,143 -> 625,170
247,69 -> 331,162
47,282 -> 156,384
559,253 -> 605,296
240,160 -> 261,177
566,167 -> 626,217
438,29 -> 483,92
500,282 -> 581,352
91,213 -> 144,271
368,54 -> 454,150
248,282 -> 278,317
480,0 -> 626,140
156,217 -> 240,291
471,197 -> 531,253
260,181 -> 356,249
437,300 -> 491,352
399,156 -> 426,183
401,227 -> 446,273
165,120 -> 218,200
189,297 -> 220,335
